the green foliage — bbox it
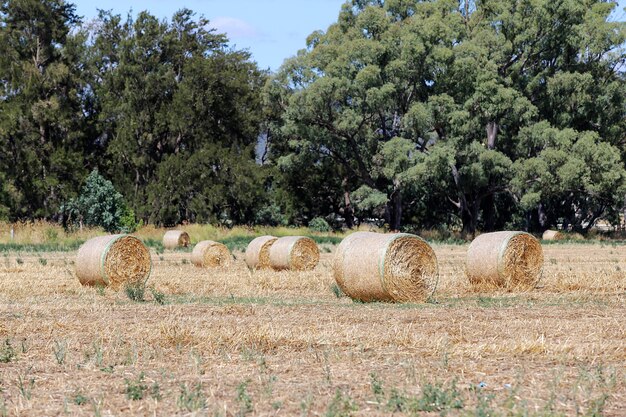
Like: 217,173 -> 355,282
0,339 -> 16,363
267,0 -> 626,234
178,383 -> 206,412
125,373 -> 147,401
235,380 -> 254,416
62,170 -> 134,233
309,217 -> 331,232
124,282 -> 146,303
326,389 -> 358,417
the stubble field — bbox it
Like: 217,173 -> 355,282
0,242 -> 625,416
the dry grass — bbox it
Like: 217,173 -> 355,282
0,243 -> 624,415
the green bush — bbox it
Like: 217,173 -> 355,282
61,170 -> 137,233
309,217 -> 331,233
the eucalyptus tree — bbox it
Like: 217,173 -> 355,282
267,0 -> 626,234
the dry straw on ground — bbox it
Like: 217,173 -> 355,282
466,231 -> 543,290
162,230 -> 190,249
269,236 -> 320,271
191,240 -> 232,268
245,235 -> 278,269
542,230 -> 563,240
75,234 -> 151,289
333,232 -> 438,302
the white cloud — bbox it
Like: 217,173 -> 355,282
211,16 -> 260,38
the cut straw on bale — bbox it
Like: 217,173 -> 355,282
245,235 -> 278,270
75,234 -> 151,290
269,236 -> 320,271
162,230 -> 190,249
466,231 -> 543,290
333,232 -> 438,303
542,230 -> 563,241
191,240 -> 232,268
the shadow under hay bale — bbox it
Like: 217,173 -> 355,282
191,240 -> 232,268
269,236 -> 320,271
245,235 -> 278,270
466,231 -> 543,291
333,232 -> 438,303
75,234 -> 151,290
162,230 -> 190,249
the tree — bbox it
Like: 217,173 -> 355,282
87,9 -> 268,225
267,0 -> 626,234
62,170 -> 134,233
0,0 -> 88,219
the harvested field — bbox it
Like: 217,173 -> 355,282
0,242 -> 625,416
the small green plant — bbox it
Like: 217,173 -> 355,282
124,282 -> 145,302
414,380 -> 463,412
0,339 -> 16,363
150,287 -> 166,305
53,340 -> 67,365
386,388 -> 408,412
330,283 -> 344,298
181,258 -> 189,265
16,368 -> 35,400
178,383 -> 206,412
150,382 -> 162,401
73,391 -> 89,406
325,389 -> 357,417
236,380 -> 254,416
125,373 -> 147,400
369,372 -> 384,403
16,258 -> 23,265
309,217 -> 331,232
38,257 -> 47,266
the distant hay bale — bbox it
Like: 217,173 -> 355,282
542,230 -> 563,241
333,232 -> 438,303
466,231 -> 543,290
269,236 -> 320,271
191,240 -> 232,268
163,230 -> 190,249
245,235 -> 278,270
76,234 -> 151,290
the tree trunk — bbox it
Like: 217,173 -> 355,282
486,121 -> 498,149
390,186 -> 402,231
342,178 -> 354,229
461,197 -> 480,239
482,193 -> 496,232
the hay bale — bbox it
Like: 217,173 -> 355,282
542,230 -> 563,241
466,231 -> 543,290
245,235 -> 278,270
76,234 -> 151,290
191,240 -> 232,268
269,236 -> 320,271
162,230 -> 190,249
333,232 -> 438,303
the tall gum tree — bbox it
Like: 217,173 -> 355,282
267,0 -> 626,235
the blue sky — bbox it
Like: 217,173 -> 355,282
73,0 -> 626,72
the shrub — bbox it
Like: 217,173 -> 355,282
309,217 -> 331,233
61,170 -> 137,233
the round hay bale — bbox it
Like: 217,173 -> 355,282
191,240 -> 232,268
333,232 -> 438,303
162,230 -> 190,249
542,230 -> 563,241
245,235 -> 278,270
75,234 -> 151,290
269,236 -> 320,271
466,231 -> 543,290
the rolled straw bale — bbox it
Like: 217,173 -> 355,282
542,230 -> 563,241
191,240 -> 232,268
162,230 -> 190,249
466,231 -> 543,290
245,235 -> 278,270
333,232 -> 438,303
269,236 -> 320,271
75,234 -> 151,290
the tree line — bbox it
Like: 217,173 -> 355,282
1,0 -> 625,236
